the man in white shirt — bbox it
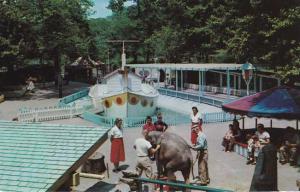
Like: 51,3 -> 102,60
134,131 -> 160,178
255,124 -> 270,145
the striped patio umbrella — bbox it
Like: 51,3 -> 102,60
222,86 -> 300,120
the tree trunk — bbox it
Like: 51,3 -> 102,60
53,51 -> 62,98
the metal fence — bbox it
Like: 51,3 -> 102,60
136,177 -> 233,192
58,88 -> 89,107
202,112 -> 235,123
18,105 -> 93,122
158,88 -> 224,107
183,83 -> 256,97
82,110 -> 235,128
82,110 -> 189,128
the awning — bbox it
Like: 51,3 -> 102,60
222,86 -> 300,120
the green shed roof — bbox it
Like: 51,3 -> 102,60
0,121 -> 110,192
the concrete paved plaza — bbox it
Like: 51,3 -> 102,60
75,120 -> 299,192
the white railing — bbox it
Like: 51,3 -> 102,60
18,105 -> 93,122
202,112 -> 236,123
181,83 -> 257,97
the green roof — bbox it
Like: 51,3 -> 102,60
0,121 -> 110,192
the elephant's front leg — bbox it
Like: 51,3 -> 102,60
165,162 -> 177,182
156,160 -> 164,178
182,169 -> 190,184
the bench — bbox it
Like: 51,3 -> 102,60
233,141 -> 248,158
233,129 -> 300,165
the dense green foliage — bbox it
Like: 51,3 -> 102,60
0,0 -> 299,82
0,0 -> 94,72
90,0 -> 300,80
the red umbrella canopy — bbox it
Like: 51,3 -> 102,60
222,86 -> 300,120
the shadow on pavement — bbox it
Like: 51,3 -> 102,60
118,164 -> 130,171
86,181 -> 116,192
3,81 -> 90,101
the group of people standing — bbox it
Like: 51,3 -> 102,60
108,112 -> 168,172
107,106 -> 210,186
190,106 -> 210,185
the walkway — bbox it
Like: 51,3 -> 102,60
0,83 -> 298,191
0,82 -> 90,120
158,95 -> 222,115
75,119 -> 299,192
76,96 -> 298,191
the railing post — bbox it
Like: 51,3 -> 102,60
160,184 -> 163,192
137,179 -> 142,191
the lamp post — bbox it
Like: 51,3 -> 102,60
241,62 -> 255,96
59,66 -> 65,98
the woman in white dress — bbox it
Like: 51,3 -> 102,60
109,118 -> 125,172
190,106 -> 203,145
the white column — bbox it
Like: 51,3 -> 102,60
203,71 -> 206,92
220,73 -> 223,88
277,78 -> 281,87
201,71 -> 204,96
175,70 -> 178,91
181,70 -> 183,91
199,70 -> 202,97
233,74 -> 237,91
238,75 -> 241,90
157,69 -> 160,88
254,74 -> 257,93
259,76 -> 263,92
165,68 -> 168,87
226,69 -> 231,98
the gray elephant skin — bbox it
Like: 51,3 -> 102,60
147,131 -> 193,184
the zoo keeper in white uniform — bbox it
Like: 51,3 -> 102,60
134,131 -> 160,178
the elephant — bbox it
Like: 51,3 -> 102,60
146,131 -> 193,184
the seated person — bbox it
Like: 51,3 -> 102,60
246,124 -> 270,165
279,126 -> 300,165
246,134 -> 260,165
222,124 -> 234,152
229,119 -> 242,146
154,113 -> 168,132
255,124 -> 270,146
23,76 -> 36,96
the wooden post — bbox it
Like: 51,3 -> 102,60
242,117 -> 245,130
255,118 -> 258,129
270,119 -> 273,128
296,120 -> 298,131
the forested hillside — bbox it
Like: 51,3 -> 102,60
0,0 -> 299,82
90,0 -> 300,80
